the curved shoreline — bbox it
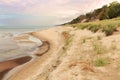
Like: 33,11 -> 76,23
0,32 -> 43,80
4,27 -> 65,80
1,39 -> 51,80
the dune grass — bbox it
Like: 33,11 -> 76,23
70,17 -> 120,36
110,40 -> 117,50
62,31 -> 73,55
92,41 -> 106,54
93,58 -> 110,67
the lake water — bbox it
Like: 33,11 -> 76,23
0,27 -> 46,62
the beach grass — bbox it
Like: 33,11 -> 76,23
92,41 -> 106,54
93,58 -> 110,67
70,17 -> 120,36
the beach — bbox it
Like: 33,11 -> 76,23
0,26 -> 65,80
0,56 -> 32,80
0,26 -> 120,80
0,30 -> 43,80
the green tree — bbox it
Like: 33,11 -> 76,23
108,1 -> 120,18
98,5 -> 109,20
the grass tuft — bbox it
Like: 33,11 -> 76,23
92,42 -> 105,54
97,36 -> 102,40
62,31 -> 73,54
110,40 -> 117,50
102,24 -> 117,36
93,58 -> 110,67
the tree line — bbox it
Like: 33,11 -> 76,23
69,1 -> 120,24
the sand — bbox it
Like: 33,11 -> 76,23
0,32 -> 50,80
4,27 -> 65,80
1,26 -> 120,80
35,41 -> 50,56
0,56 -> 32,80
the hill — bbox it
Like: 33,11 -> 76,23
69,17 -> 120,36
6,26 -> 120,80
67,1 -> 120,24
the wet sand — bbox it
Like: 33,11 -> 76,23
2,28 -> 61,80
0,56 -> 32,80
0,40 -> 50,80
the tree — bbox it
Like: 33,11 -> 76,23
67,1 -> 120,24
98,5 -> 109,20
108,1 -> 120,18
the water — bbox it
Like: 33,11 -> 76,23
0,28 -> 43,62
0,25 -> 55,32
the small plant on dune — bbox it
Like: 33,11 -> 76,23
88,24 -> 101,32
80,24 -> 89,29
81,38 -> 86,43
62,31 -> 73,54
110,40 -> 117,50
92,41 -> 106,54
65,36 -> 73,46
97,36 -> 102,40
102,24 -> 117,36
81,37 -> 93,44
62,31 -> 70,39
93,58 -> 110,67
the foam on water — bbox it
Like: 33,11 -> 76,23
0,29 -> 42,62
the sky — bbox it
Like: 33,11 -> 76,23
0,0 -> 120,28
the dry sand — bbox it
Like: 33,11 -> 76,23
1,26 -> 120,80
2,27 -> 65,80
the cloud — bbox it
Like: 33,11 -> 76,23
0,0 -> 120,27
1,0 -> 120,16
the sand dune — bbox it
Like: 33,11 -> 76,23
1,26 -> 120,80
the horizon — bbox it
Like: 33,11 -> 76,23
0,0 -> 120,28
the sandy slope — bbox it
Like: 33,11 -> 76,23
4,27 -> 65,80
4,26 -> 120,80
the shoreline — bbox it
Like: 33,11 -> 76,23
4,26 -> 65,80
0,56 -> 32,80
0,38 -> 51,80
1,26 -> 66,80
